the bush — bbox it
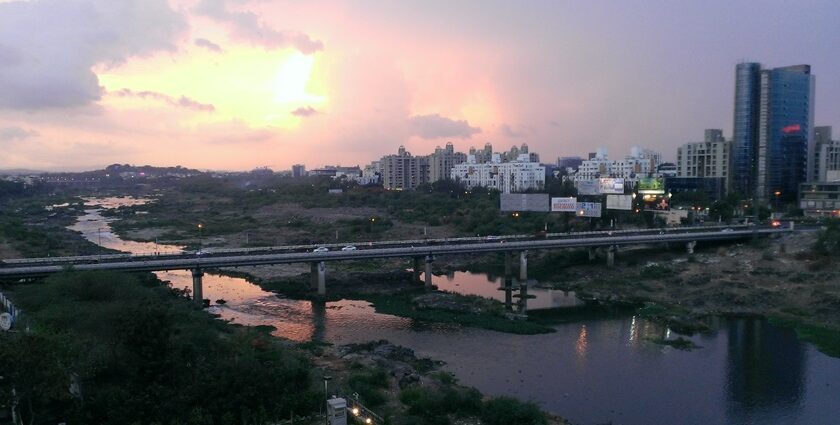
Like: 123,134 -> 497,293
813,219 -> 840,256
480,396 -> 547,425
399,385 -> 482,424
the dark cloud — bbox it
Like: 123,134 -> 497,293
194,38 -> 223,53
114,89 -> 215,112
291,106 -> 318,117
194,0 -> 323,54
0,0 -> 187,110
409,114 -> 481,139
0,126 -> 38,141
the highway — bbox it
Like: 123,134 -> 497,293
0,226 -> 793,279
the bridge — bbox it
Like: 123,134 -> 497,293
0,225 -> 795,301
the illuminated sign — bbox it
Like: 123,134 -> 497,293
637,177 -> 665,194
782,124 -> 802,134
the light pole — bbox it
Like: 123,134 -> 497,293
98,227 -> 102,260
774,191 -> 781,212
197,223 -> 203,253
323,375 -> 332,425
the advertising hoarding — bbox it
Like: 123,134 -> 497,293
637,177 -> 665,194
606,194 -> 633,210
577,180 -> 600,195
500,193 -> 550,212
599,178 -> 625,194
643,195 -> 670,210
551,197 -> 577,212
575,201 -> 602,217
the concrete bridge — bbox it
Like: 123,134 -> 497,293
0,226 -> 794,302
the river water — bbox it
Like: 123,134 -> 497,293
70,197 -> 840,425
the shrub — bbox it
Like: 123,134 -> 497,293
480,396 -> 547,425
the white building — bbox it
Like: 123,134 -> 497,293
676,140 -> 730,178
451,154 -> 545,193
573,147 -> 663,181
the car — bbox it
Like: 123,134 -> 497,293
313,247 -> 329,253
721,228 -> 734,233
341,245 -> 357,251
770,220 -> 782,228
484,235 -> 502,241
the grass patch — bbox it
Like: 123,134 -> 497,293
647,337 -> 700,351
770,317 -> 840,358
361,291 -> 555,335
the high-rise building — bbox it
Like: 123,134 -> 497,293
813,126 -> 840,182
380,146 -> 429,190
291,164 -> 306,177
677,132 -> 731,178
451,154 -> 545,193
705,129 -> 725,143
428,142 -> 466,182
730,62 -> 815,203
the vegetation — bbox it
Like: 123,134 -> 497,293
813,219 -> 840,256
770,317 -> 840,358
346,366 -> 390,408
361,290 -> 555,335
0,271 -> 319,424
399,385 -> 547,425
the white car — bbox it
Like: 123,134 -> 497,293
313,247 -> 329,253
341,245 -> 357,251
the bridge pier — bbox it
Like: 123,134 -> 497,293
588,247 -> 596,261
606,245 -> 616,268
425,255 -> 434,289
686,241 -> 697,255
519,251 -> 528,281
191,268 -> 204,304
518,280 -> 528,314
311,262 -> 326,296
413,257 -> 422,283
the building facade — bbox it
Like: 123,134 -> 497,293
799,182 -> 840,217
573,147 -> 662,181
428,142 -> 467,182
380,146 -> 429,190
731,62 -> 815,203
676,134 -> 731,179
451,154 -> 545,193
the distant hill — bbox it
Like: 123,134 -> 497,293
0,168 -> 48,176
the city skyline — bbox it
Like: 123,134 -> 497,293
1,0 -> 839,171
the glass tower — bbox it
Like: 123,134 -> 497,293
731,63 -> 814,203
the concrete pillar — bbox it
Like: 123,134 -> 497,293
425,255 -> 434,289
519,251 -> 528,281
504,251 -> 512,277
606,245 -> 616,268
588,247 -> 596,261
518,281 -> 529,314
310,262 -> 327,295
317,261 -> 326,296
789,221 -> 795,231
686,240 -> 697,255
413,257 -> 422,283
191,268 -> 204,304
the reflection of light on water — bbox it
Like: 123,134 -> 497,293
431,271 -> 583,310
629,316 -> 638,344
576,325 -> 589,359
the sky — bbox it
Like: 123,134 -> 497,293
0,0 -> 839,172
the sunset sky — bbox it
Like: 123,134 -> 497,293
1,0 -> 839,171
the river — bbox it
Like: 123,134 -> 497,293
70,197 -> 840,425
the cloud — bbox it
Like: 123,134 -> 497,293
499,123 -> 529,138
0,0 -> 187,110
408,114 -> 481,139
291,106 -> 318,117
113,88 -> 215,112
194,37 -> 223,53
0,126 -> 38,141
194,0 -> 323,54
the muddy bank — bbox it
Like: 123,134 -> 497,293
306,339 -> 569,425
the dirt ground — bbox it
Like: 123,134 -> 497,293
537,231 -> 840,330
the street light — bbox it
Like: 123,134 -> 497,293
774,191 -> 782,211
197,223 -> 203,253
323,375 -> 332,425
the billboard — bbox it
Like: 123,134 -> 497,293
551,197 -> 577,212
577,180 -> 600,195
643,194 -> 670,210
637,177 -> 665,194
599,178 -> 625,194
575,201 -> 602,217
500,193 -> 550,212
606,194 -> 633,210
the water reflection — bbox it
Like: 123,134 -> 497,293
725,318 -> 807,423
429,271 -> 582,310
